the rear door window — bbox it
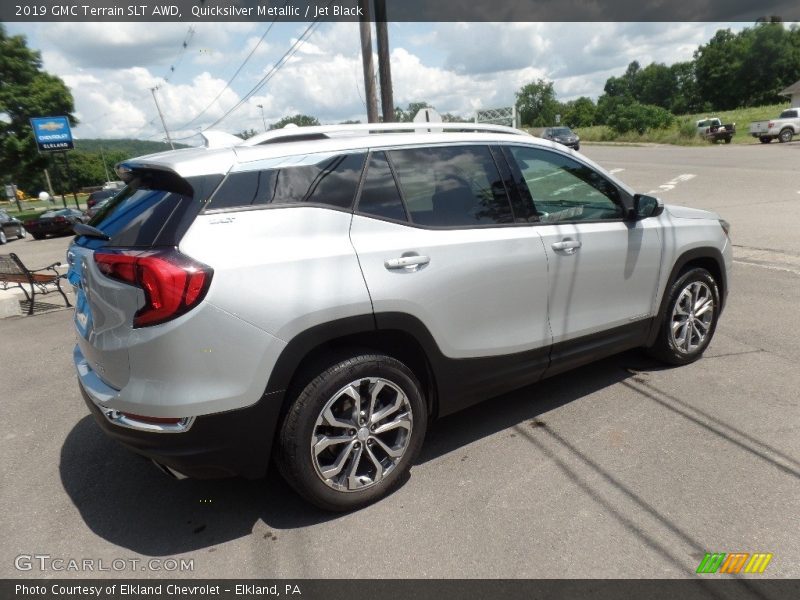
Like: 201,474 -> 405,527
387,145 -> 513,227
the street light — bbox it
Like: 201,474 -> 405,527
256,104 -> 267,132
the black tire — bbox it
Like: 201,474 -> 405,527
759,137 -> 772,144
32,233 -> 45,240
277,353 -> 427,511
778,128 -> 793,143
724,136 -> 732,144
647,268 -> 720,366
574,144 -> 580,151
18,226 -> 26,239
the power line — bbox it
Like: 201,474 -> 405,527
172,20 -> 277,132
161,26 -> 196,83
201,18 -> 324,132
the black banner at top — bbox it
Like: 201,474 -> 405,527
2,0 -> 798,22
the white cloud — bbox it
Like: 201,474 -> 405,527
6,21 -> 750,141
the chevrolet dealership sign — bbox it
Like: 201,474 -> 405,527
30,116 -> 74,152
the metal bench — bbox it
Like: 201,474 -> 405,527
0,253 -> 71,315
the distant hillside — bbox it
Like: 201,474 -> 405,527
73,138 -> 189,157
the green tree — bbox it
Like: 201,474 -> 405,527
393,102 -> 431,122
236,128 -> 259,140
269,114 -> 320,129
561,97 -> 597,127
515,79 -> 560,127
0,25 -> 76,193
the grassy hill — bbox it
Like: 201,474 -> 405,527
73,138 -> 188,156
566,103 -> 789,145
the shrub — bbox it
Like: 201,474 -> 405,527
607,102 -> 674,135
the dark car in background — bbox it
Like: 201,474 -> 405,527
541,126 -> 581,150
0,209 -> 26,244
86,189 -> 118,209
24,208 -> 87,240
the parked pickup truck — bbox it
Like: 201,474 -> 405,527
749,108 -> 800,143
696,118 -> 736,143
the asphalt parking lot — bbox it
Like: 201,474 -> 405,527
1,142 -> 798,580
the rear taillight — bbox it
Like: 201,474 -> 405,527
54,216 -> 67,223
24,220 -> 35,226
94,248 -> 212,327
768,121 -> 774,128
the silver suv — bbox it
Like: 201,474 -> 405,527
68,123 -> 731,511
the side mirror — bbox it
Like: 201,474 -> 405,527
628,194 -> 664,220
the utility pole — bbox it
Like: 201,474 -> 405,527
374,0 -> 394,122
99,145 -> 111,182
150,86 -> 175,150
257,104 -> 267,132
358,0 -> 378,123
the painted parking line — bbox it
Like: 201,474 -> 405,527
608,168 -> 625,174
647,173 -> 696,195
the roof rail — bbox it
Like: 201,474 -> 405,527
239,122 -> 528,147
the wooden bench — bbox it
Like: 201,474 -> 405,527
0,253 -> 71,315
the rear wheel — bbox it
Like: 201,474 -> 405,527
778,128 -> 793,143
724,136 -> 732,144
277,353 -> 427,511
648,268 -> 720,365
759,137 -> 772,144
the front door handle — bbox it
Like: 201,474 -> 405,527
551,239 -> 582,254
384,255 -> 430,270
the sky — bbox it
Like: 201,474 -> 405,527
5,21 -> 748,144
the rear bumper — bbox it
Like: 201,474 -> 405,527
79,381 -> 285,479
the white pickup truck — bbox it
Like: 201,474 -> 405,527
749,108 -> 800,143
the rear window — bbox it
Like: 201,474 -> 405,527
208,153 -> 366,210
76,170 -> 221,249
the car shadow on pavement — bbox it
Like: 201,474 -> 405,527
59,417 -> 339,556
59,350 -> 661,556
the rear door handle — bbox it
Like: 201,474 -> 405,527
384,255 -> 430,270
551,240 -> 582,254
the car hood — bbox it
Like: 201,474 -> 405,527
665,204 -> 720,220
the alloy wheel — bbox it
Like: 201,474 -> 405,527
670,281 -> 715,354
310,377 -> 413,492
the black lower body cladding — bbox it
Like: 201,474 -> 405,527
79,384 -> 284,479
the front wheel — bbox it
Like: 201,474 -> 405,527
724,136 -> 732,144
778,128 -> 793,143
648,268 -> 720,366
18,226 -> 26,239
277,353 -> 427,511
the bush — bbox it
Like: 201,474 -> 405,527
607,102 -> 674,135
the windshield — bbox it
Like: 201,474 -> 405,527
552,128 -> 573,136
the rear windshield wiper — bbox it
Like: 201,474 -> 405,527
73,223 -> 111,241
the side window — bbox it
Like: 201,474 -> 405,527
388,145 -> 513,227
507,146 -> 622,223
209,153 -> 365,210
357,152 -> 407,222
